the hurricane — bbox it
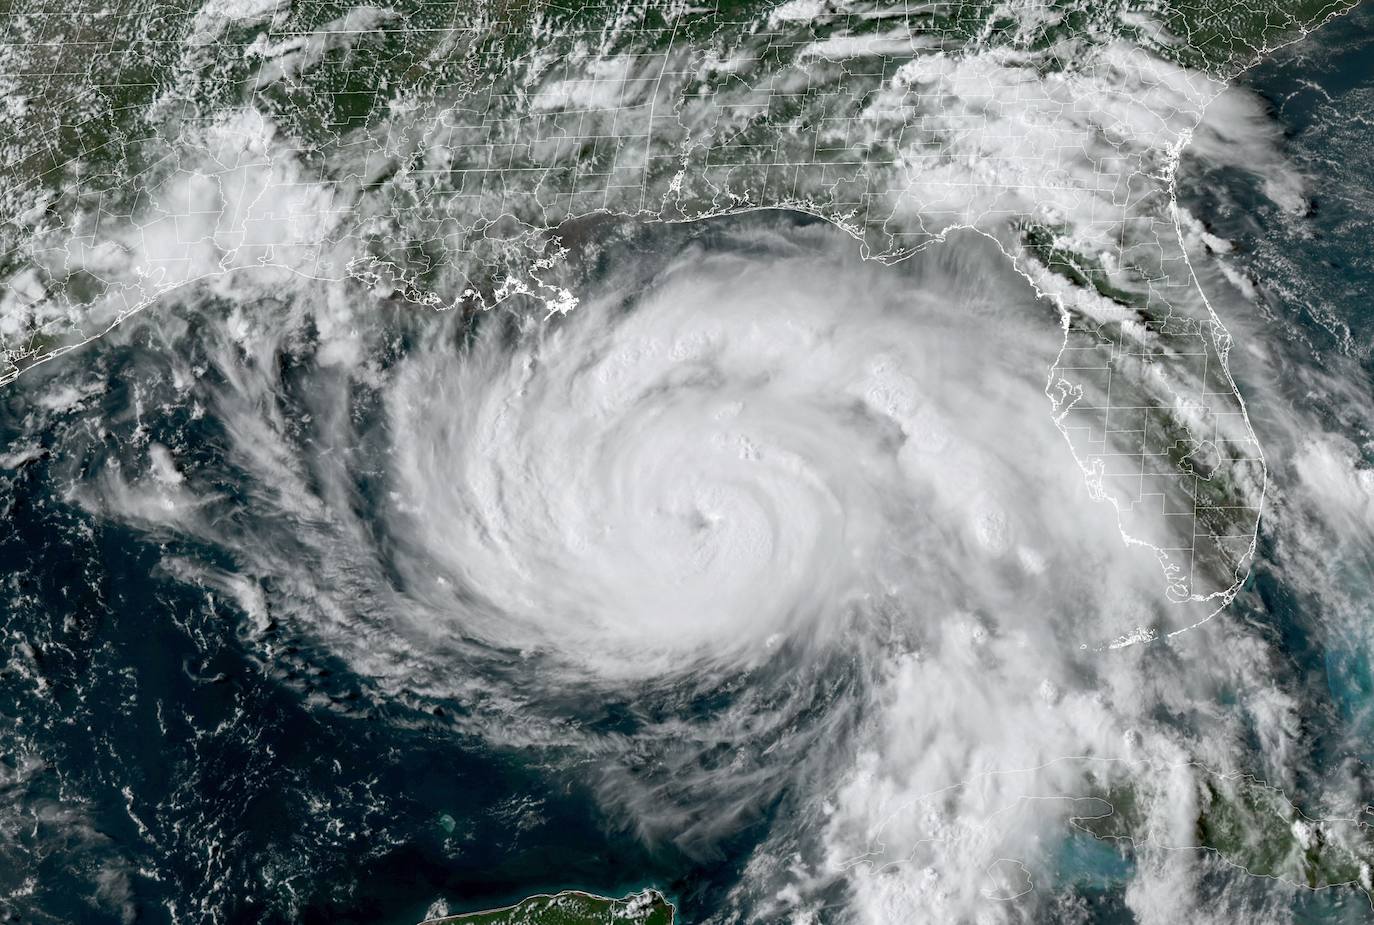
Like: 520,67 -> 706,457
3,1 -> 1374,924
0,206 -> 1351,923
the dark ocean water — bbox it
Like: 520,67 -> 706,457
0,358 -> 701,925
1,10 -> 1373,925
1178,12 -> 1374,925
1182,0 -> 1374,772
1182,2 -> 1374,361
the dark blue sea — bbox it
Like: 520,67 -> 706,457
2,8 -> 1373,924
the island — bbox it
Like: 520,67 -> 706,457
421,889 -> 674,925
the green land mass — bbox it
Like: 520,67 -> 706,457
421,890 -> 674,925
1073,774 -> 1374,894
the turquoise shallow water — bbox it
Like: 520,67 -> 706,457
1,10 -> 1373,925
1176,11 -> 1374,922
1196,0 -> 1374,755
1055,834 -> 1134,887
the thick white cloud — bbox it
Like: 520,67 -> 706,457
51,214 -> 1346,921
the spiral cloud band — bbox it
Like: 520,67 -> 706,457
5,0 -> 1374,921
384,225 -> 1094,678
36,214 -> 1328,923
